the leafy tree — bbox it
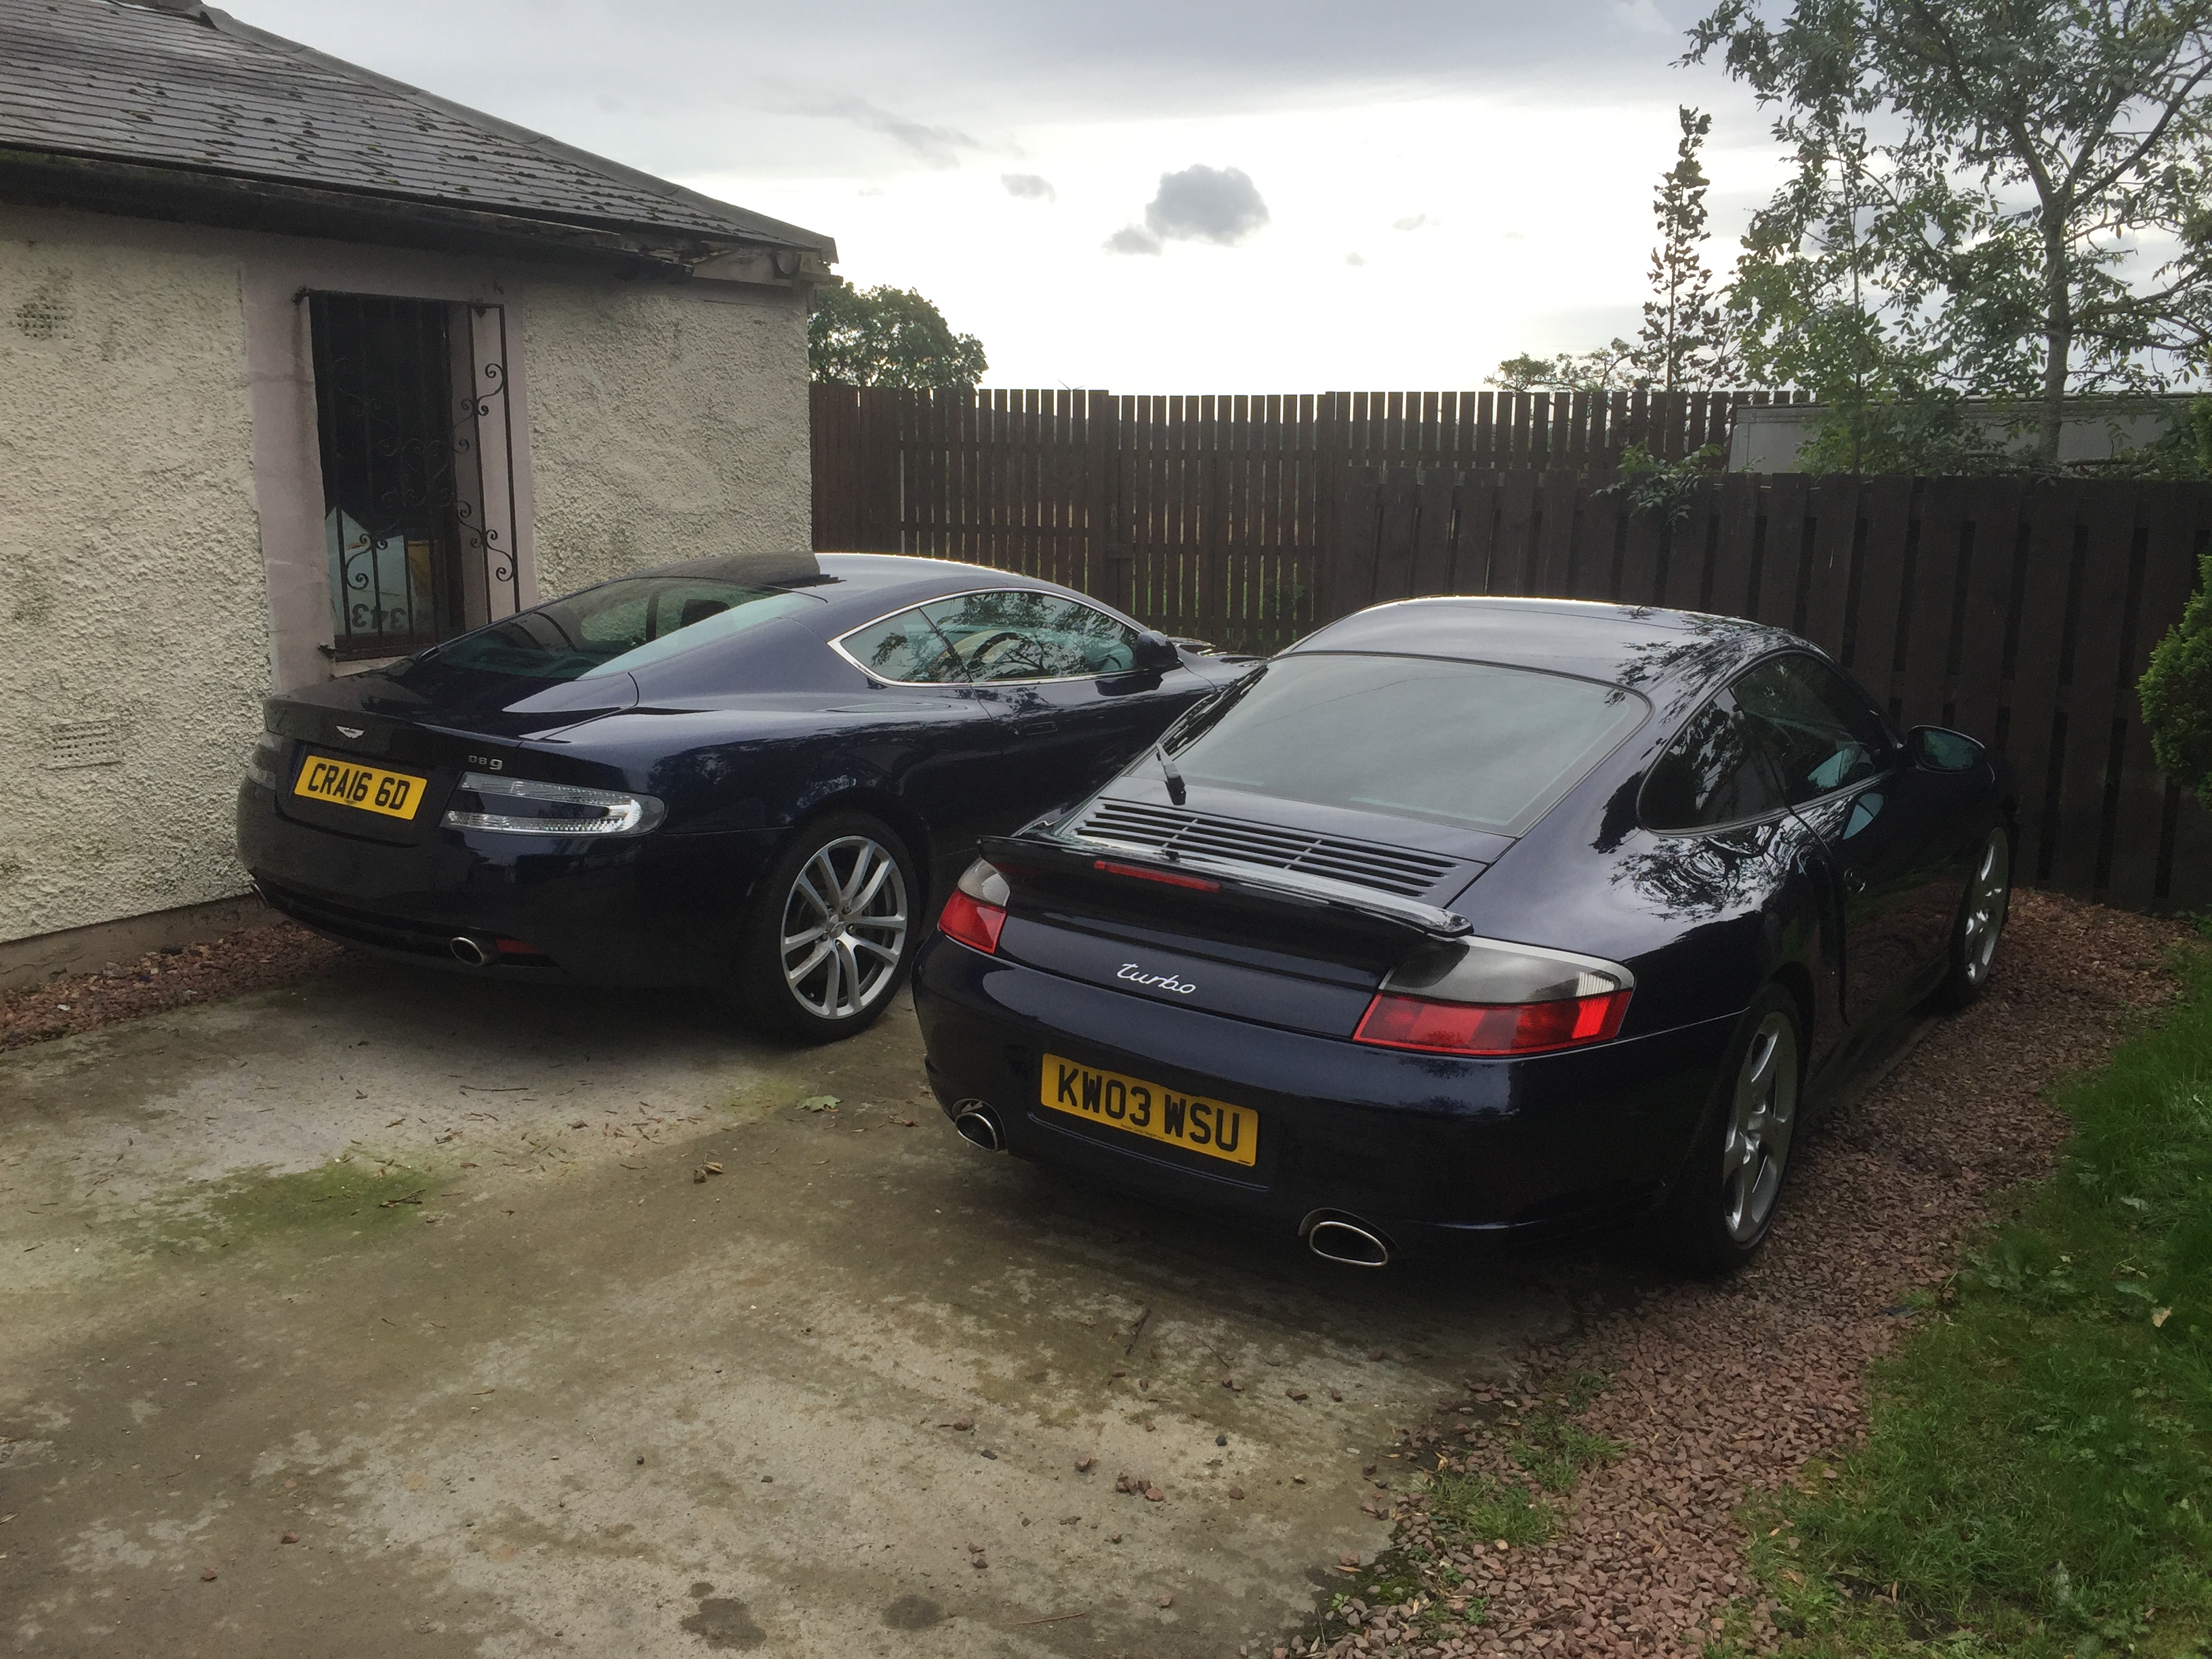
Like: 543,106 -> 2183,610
808,284 -> 986,389
1687,0 -> 2212,469
1486,340 -> 1640,393
1635,107 -> 1738,391
1605,441 -> 1730,521
2140,541 -> 2212,808
1492,108 -> 1738,397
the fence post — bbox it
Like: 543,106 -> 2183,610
1313,393 -> 1352,627
855,388 -> 902,552
1084,390 -> 1131,614
1326,462 -> 1378,621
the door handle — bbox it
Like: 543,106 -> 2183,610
1018,718 -> 1059,734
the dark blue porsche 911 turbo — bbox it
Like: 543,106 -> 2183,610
238,551 -> 1247,1040
912,596 -> 2015,1270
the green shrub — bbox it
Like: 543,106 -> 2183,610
2139,542 -> 2212,811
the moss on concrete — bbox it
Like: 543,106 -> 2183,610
138,1154 -> 453,1253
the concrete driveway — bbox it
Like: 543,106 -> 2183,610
0,958 -> 1585,1658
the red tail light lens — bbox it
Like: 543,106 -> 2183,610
1353,988 -> 1631,1057
939,888 -> 1006,955
941,859 -> 1012,954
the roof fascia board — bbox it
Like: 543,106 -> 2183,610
0,146 -> 742,278
182,2 -> 836,260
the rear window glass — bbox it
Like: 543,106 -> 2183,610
1164,654 -> 1647,837
419,578 -> 821,681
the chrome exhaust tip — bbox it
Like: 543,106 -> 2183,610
951,1101 -> 1005,1153
448,935 -> 493,967
1303,1212 -> 1393,1268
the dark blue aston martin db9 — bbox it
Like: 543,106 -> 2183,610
912,597 -> 2015,1270
239,552 -> 1247,1039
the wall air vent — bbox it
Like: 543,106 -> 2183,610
46,718 -> 123,770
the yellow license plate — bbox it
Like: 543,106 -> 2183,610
1040,1053 -> 1258,1167
292,754 -> 428,821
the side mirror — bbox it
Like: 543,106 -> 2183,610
1130,630 -> 1181,674
1908,725 -> 1984,773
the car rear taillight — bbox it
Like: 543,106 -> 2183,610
1353,987 -> 1631,1056
940,859 -> 1010,954
1353,935 -> 1636,1057
442,772 -> 664,837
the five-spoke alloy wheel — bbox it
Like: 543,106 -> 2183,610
1934,825 -> 2012,1009
738,813 -> 920,1041
1660,985 -> 1805,1271
1720,1008 -> 1799,1246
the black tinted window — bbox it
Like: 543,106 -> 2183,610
838,607 -> 968,684
1642,697 -> 1786,830
1163,654 -> 1647,837
1731,654 -> 1890,804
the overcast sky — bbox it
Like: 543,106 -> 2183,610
226,0 -> 1790,391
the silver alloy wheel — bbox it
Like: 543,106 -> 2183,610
779,835 -> 909,1021
1721,1010 -> 1799,1244
1961,830 -> 2011,987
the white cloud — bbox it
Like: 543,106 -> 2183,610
1002,173 -> 1057,201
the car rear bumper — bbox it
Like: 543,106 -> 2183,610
911,933 -> 1738,1256
237,780 -> 781,987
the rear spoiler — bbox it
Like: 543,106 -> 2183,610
979,830 -> 1473,943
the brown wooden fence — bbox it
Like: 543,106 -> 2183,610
810,385 -> 1805,653
1331,466 -> 2212,914
808,386 -> 2212,912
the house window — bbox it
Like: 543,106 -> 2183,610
307,293 -> 518,661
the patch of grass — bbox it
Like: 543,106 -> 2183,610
1425,1467 -> 1557,1543
140,1155 -> 448,1253
1512,1411 -> 1626,1494
1740,937 -> 2212,1659
1294,1377 -> 1626,1655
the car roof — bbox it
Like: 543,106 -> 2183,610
631,550 -> 1096,632
1288,596 -> 1799,697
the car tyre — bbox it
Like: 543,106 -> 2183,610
1657,984 -> 1803,1274
735,812 -> 920,1044
1929,825 -> 2011,1011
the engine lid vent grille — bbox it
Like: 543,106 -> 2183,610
1077,799 -> 1459,899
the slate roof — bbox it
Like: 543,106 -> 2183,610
0,0 -> 832,255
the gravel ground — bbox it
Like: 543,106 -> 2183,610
0,920 -> 344,1051
1282,890 -> 2192,1659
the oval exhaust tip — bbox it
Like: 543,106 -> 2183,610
1305,1215 -> 1393,1268
951,1101 -> 1004,1153
448,935 -> 493,967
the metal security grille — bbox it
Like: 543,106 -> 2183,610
308,292 -> 517,661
